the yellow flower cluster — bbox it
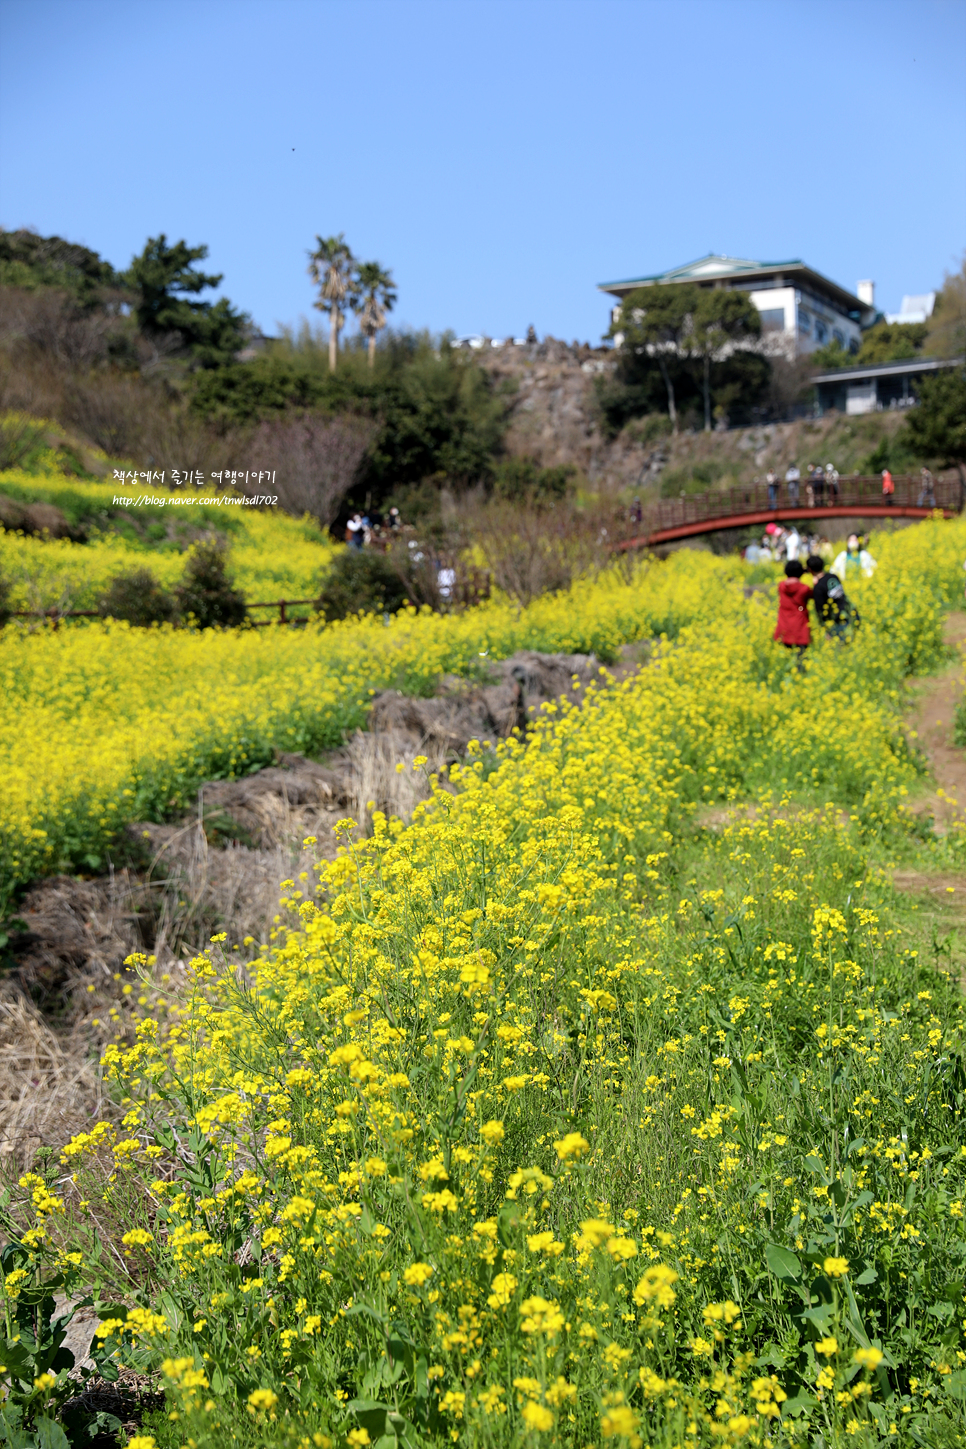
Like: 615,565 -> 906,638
3,512 -> 963,907
9,512 -> 966,1446
0,467 -> 334,610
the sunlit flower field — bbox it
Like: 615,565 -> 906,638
0,469 -> 333,613
5,515 -> 966,1447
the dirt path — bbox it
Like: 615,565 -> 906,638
903,611 -> 966,832
892,612 -> 966,930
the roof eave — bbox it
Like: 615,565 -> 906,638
811,355 -> 962,384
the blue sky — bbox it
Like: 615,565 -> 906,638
1,0 -> 964,344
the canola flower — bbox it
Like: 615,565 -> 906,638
2,511 -> 964,908
6,513 -> 966,1445
0,468 -> 334,610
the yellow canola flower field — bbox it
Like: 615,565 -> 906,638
1,513 -> 963,905
21,514 -> 966,1447
0,468 -> 333,610
0,542 -> 760,900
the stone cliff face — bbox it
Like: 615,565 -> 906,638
477,338 -> 659,493
476,338 -> 909,500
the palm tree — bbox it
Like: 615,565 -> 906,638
308,234 -> 356,372
355,261 -> 396,368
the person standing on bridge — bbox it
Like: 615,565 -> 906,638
785,463 -> 801,508
774,559 -> 812,668
918,468 -> 936,507
766,469 -> 779,509
825,463 -> 840,502
882,468 -> 895,504
810,463 -> 826,508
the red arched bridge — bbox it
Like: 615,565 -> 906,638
615,473 -> 962,550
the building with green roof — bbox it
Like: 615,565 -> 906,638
598,254 -> 877,356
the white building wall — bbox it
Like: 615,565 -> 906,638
846,381 -> 876,415
747,285 -> 862,356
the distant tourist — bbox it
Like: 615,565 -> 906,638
766,469 -> 779,509
918,468 -> 936,507
882,468 -> 895,504
825,463 -> 839,501
785,463 -> 801,508
785,526 -> 802,561
631,498 -> 643,525
810,463 -> 826,507
387,506 -> 402,531
807,553 -> 854,641
438,565 -> 456,600
346,512 -> 365,549
831,532 -> 876,580
774,559 -> 812,667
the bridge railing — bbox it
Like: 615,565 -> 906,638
622,473 -> 962,543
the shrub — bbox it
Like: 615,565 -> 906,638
96,568 -> 177,626
174,542 -> 247,629
315,546 -> 410,621
492,455 -> 577,506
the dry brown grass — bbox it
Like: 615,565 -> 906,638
0,992 -> 112,1164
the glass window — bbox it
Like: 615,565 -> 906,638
798,309 -> 812,333
759,308 -> 786,332
815,320 -> 828,343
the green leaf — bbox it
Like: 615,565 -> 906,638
348,1400 -> 392,1437
35,1419 -> 70,1449
855,1267 -> 878,1285
946,1370 -> 966,1401
497,1202 -> 522,1246
765,1243 -> 802,1281
800,1304 -> 835,1330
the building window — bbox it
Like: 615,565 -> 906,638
759,308 -> 786,333
798,309 -> 812,333
833,328 -> 845,347
815,320 -> 828,343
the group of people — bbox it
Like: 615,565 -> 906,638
765,462 -> 840,510
345,506 -> 403,549
762,464 -> 939,510
774,533 -> 876,664
878,466 -> 939,506
745,523 -> 824,564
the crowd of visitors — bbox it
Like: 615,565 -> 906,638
763,462 -> 843,510
344,506 -> 403,549
744,523 -> 825,564
760,463 -> 940,511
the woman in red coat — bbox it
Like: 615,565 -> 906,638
774,559 -> 812,667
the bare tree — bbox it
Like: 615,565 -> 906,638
248,414 -> 374,526
463,495 -> 611,607
0,286 -> 124,368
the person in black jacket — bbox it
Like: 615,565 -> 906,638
807,554 -> 855,641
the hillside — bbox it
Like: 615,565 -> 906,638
480,338 -> 916,499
